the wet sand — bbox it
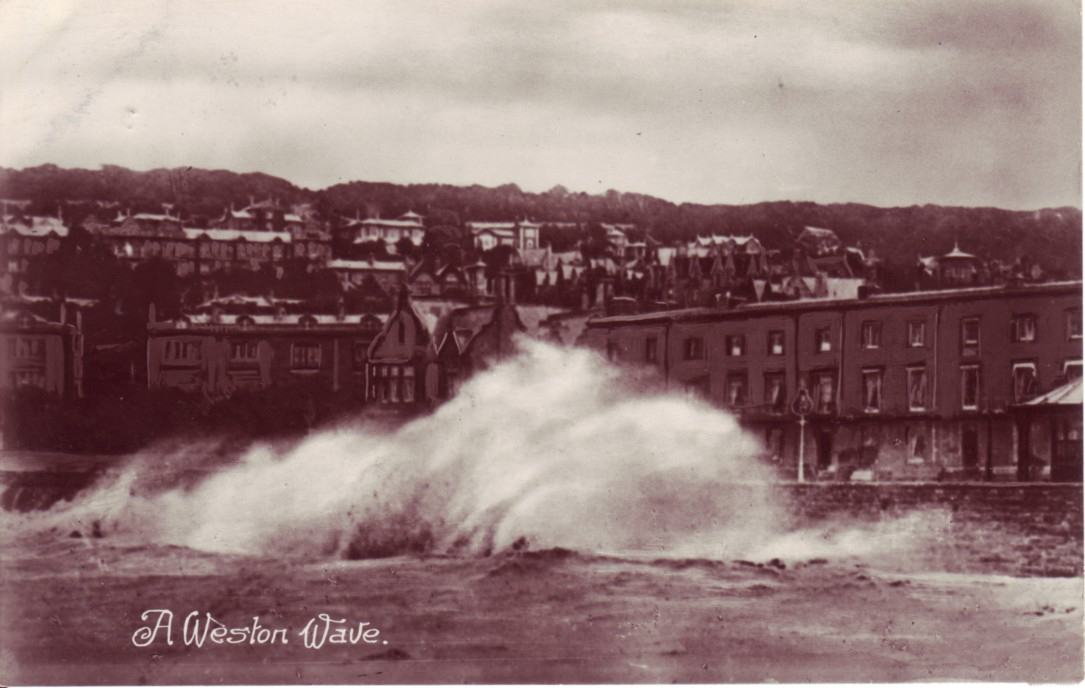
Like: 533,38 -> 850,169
1,536 -> 1081,684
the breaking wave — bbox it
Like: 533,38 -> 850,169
5,340 -> 791,559
4,338 -> 937,565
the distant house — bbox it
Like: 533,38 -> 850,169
601,223 -> 634,252
1,215 -> 70,275
465,220 -> 540,251
407,260 -> 484,299
345,212 -> 426,250
365,275 -> 527,408
796,226 -> 843,257
327,258 -> 407,294
364,287 -> 434,408
0,302 -> 83,398
113,211 -> 183,235
211,200 -> 321,239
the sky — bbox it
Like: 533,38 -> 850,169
0,0 -> 1080,209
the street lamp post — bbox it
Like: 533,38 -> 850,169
791,383 -> 814,483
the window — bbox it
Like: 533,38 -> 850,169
765,427 -> 784,463
1067,309 -> 1082,341
861,322 -> 882,349
402,367 -> 415,403
378,366 -> 389,402
389,367 -> 400,402
1064,359 -> 1083,381
606,342 -> 619,361
164,340 -> 201,363
960,365 -> 980,411
764,372 -> 786,414
813,372 -> 835,413
645,337 -> 658,363
1012,362 -> 1038,402
961,426 -> 979,468
230,341 -> 258,361
9,337 -> 44,360
726,335 -> 745,357
815,327 -> 832,353
1011,314 -> 1037,343
683,337 -> 704,360
906,366 -> 928,412
961,318 -> 980,357
767,331 -> 785,356
290,343 -> 321,369
726,372 -> 748,406
907,427 -> 928,463
684,376 -> 709,398
907,321 -> 926,348
10,367 -> 45,387
862,368 -> 883,413
397,320 -> 406,344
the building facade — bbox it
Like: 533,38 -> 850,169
345,212 -> 426,250
1,216 -> 70,276
583,281 -> 1083,481
0,304 -> 84,398
147,311 -> 385,397
466,221 -> 540,252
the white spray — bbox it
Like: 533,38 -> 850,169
4,339 -> 936,563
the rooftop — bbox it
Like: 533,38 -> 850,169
183,228 -> 291,243
588,280 -> 1083,327
1021,377 -> 1082,407
327,258 -> 405,272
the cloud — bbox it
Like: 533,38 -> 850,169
0,0 -> 1078,209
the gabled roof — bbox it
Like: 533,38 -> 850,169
799,226 -> 838,239
943,243 -> 977,260
367,288 -> 432,360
